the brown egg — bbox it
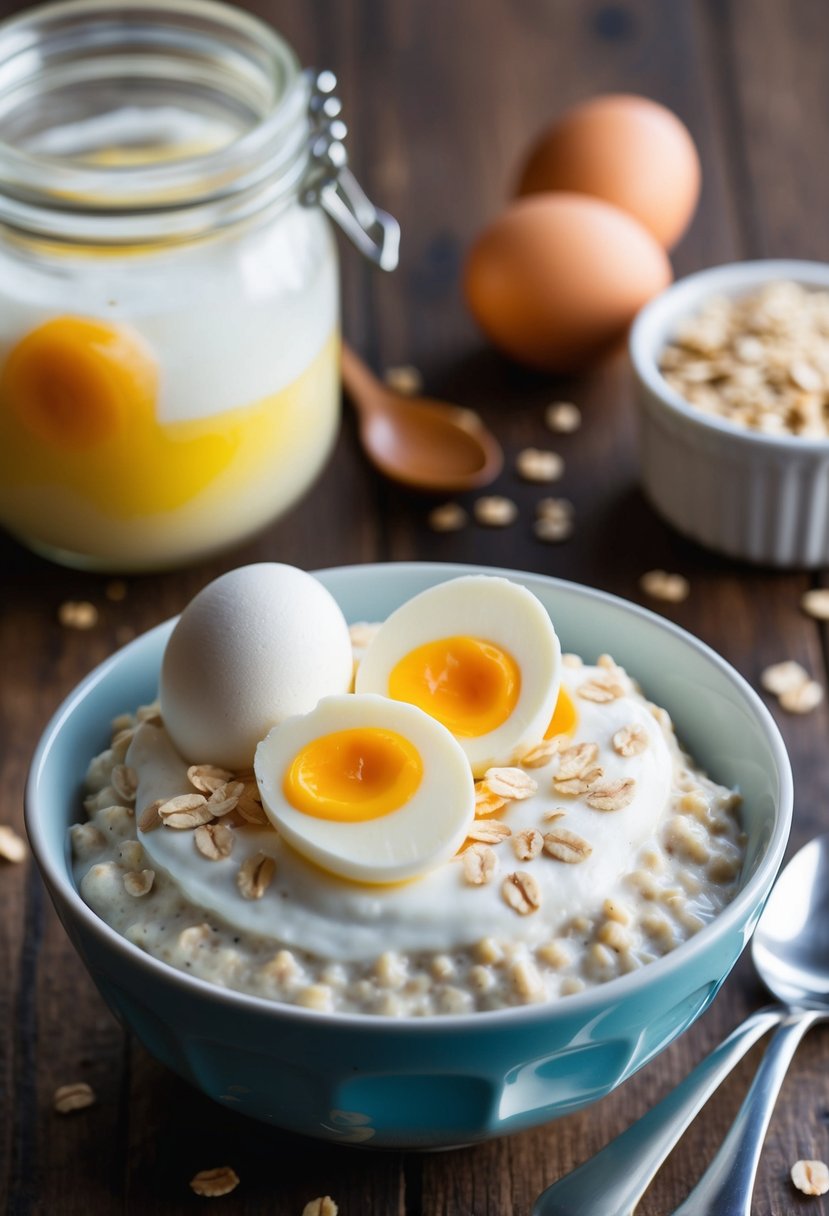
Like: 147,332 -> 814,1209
463,193 -> 672,374
516,95 -> 701,250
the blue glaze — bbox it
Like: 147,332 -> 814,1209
25,563 -> 792,1148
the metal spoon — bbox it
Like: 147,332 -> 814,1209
532,833 -> 829,1216
341,343 -> 503,492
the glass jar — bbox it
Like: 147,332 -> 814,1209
0,0 -> 398,571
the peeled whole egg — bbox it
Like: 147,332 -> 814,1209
255,693 -> 476,884
463,193 -> 672,373
354,574 -> 561,776
160,563 -> 353,771
516,94 -> 701,250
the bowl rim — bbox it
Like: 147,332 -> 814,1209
629,257 -> 829,453
26,560 -> 793,1033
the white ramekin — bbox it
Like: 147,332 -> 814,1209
630,259 -> 829,568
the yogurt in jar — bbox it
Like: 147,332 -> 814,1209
0,2 -> 396,570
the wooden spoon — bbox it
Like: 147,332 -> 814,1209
341,343 -> 503,492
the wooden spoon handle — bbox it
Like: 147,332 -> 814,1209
340,341 -> 383,415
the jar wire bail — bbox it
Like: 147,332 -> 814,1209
302,69 -> 400,272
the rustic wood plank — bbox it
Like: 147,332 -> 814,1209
121,1048 -> 405,1215
2,0 -> 829,1212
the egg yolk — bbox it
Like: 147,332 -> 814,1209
284,728 -> 423,822
0,318 -> 338,524
388,636 -> 520,737
544,685 -> 578,739
1,317 -> 157,449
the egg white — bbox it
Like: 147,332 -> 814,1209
254,693 -> 476,884
160,563 -> 353,770
354,575 -> 561,775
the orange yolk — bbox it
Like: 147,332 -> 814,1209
284,728 -> 423,822
544,685 -> 578,739
1,317 -> 157,449
0,320 -> 338,524
388,636 -> 520,738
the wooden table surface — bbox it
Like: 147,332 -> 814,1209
3,0 -> 829,1212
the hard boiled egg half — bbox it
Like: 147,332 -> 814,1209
355,575 -> 561,775
255,694 -> 475,884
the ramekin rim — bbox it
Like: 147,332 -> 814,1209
629,258 -> 829,453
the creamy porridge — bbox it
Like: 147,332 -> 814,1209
72,570 -> 745,1017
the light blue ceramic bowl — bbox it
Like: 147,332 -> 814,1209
26,563 -> 792,1149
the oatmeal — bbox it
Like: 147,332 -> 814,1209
659,281 -> 829,437
73,657 -> 744,1017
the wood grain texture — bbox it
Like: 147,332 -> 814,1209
1,0 -> 828,1213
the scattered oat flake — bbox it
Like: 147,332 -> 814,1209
53,1082 -> 95,1114
554,767 -> 604,796
0,825 -> 26,863
235,794 -> 269,824
556,741 -> 600,781
537,496 -> 574,519
123,869 -> 154,897
383,364 -> 422,395
513,828 -> 543,861
613,724 -> 649,757
428,502 -> 468,532
544,827 -> 593,863
516,447 -> 564,483
194,822 -> 234,860
187,764 -> 234,794
791,1159 -> 829,1197
105,579 -> 127,602
58,600 -> 98,630
760,660 -> 810,696
514,737 -> 559,768
467,820 -> 511,845
534,514 -> 573,543
502,871 -> 542,915
482,766 -> 537,800
474,785 -> 508,817
578,676 -> 625,703
189,1166 -> 240,1198
639,570 -> 690,603
111,764 -> 137,803
474,495 -> 518,527
545,401 -> 581,433
138,800 -> 164,832
463,842 -> 497,885
586,777 -> 636,812
159,793 -> 212,830
207,782 -> 245,818
780,679 -> 824,714
302,1198 -> 339,1216
237,852 -> 276,900
801,588 -> 829,620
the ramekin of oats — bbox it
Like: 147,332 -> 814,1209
630,260 -> 829,567
25,563 -> 792,1148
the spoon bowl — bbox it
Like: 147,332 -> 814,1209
752,833 -> 829,1006
341,343 -> 503,492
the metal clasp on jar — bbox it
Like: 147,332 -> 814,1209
302,69 -> 400,272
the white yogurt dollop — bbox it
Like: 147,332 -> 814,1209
135,664 -> 672,961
